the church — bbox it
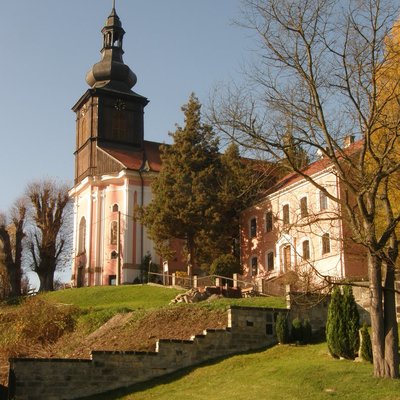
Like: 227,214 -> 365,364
69,4 -> 183,287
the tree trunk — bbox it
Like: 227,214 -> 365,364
369,251 -> 399,378
7,264 -> 21,299
38,267 -> 55,292
369,252 -> 386,377
383,253 -> 399,378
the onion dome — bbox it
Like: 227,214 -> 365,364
86,2 -> 137,92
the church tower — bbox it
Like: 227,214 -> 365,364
69,3 -> 178,287
73,3 -> 148,184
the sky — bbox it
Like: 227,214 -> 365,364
0,0 -> 253,213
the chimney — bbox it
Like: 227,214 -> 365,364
344,135 -> 355,148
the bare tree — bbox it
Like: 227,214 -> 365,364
25,180 -> 71,292
0,199 -> 26,299
209,0 -> 400,378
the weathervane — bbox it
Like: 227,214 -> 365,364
112,0 -> 116,9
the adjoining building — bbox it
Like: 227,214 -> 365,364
69,5 -> 184,287
240,140 -> 368,288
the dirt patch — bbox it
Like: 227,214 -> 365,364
0,304 -> 228,385
57,306 -> 228,358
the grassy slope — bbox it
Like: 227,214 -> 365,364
113,343 -> 400,400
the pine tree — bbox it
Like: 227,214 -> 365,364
276,313 -> 290,344
360,324 -> 373,363
342,285 -> 360,359
326,286 -> 343,358
142,94 -> 221,272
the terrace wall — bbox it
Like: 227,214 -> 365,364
9,306 -> 287,400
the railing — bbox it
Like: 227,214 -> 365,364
147,272 -> 286,297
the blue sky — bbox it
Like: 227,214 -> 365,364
0,0 -> 252,212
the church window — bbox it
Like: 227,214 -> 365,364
112,109 -> 128,141
111,251 -> 118,260
78,217 -> 86,254
110,221 -> 118,245
112,203 -> 119,212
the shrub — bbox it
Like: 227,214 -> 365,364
14,297 -> 79,344
326,285 -> 360,359
360,324 -> 373,363
291,318 -> 303,343
209,254 -> 242,278
275,313 -> 290,344
342,285 -> 360,358
302,319 -> 312,344
326,286 -> 343,358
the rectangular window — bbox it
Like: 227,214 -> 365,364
302,240 -> 310,260
320,190 -> 328,211
267,251 -> 274,271
250,218 -> 257,238
283,245 -> 291,270
265,211 -> 273,232
251,257 -> 258,276
300,197 -> 308,218
322,233 -> 330,255
282,204 -> 290,225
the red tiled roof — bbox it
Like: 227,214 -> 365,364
100,140 -> 163,172
267,139 -> 364,194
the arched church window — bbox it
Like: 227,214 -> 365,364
112,204 -> 119,212
78,217 -> 86,254
110,221 -> 118,245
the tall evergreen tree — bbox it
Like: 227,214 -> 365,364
326,286 -> 344,358
142,94 -> 221,272
343,285 -> 360,358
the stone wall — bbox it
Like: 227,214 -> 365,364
9,306 -> 287,400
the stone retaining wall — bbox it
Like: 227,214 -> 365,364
9,306 -> 287,400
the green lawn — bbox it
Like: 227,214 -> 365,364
41,285 -> 184,311
109,343 -> 400,400
41,285 -> 287,312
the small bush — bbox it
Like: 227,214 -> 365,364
275,313 -> 290,344
14,297 -> 79,344
360,324 -> 373,363
291,318 -> 303,343
302,319 -> 312,344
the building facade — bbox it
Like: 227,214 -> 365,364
69,5 -> 183,287
240,147 -> 368,286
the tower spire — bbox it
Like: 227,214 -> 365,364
85,2 -> 137,92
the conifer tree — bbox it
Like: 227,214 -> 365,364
343,285 -> 360,358
326,286 -> 343,358
142,94 -> 221,272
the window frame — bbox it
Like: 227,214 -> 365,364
251,256 -> 258,277
249,217 -> 257,238
302,239 -> 310,260
300,196 -> 308,219
319,190 -> 328,211
265,211 -> 273,232
282,204 -> 290,225
266,251 -> 274,271
322,233 -> 331,255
